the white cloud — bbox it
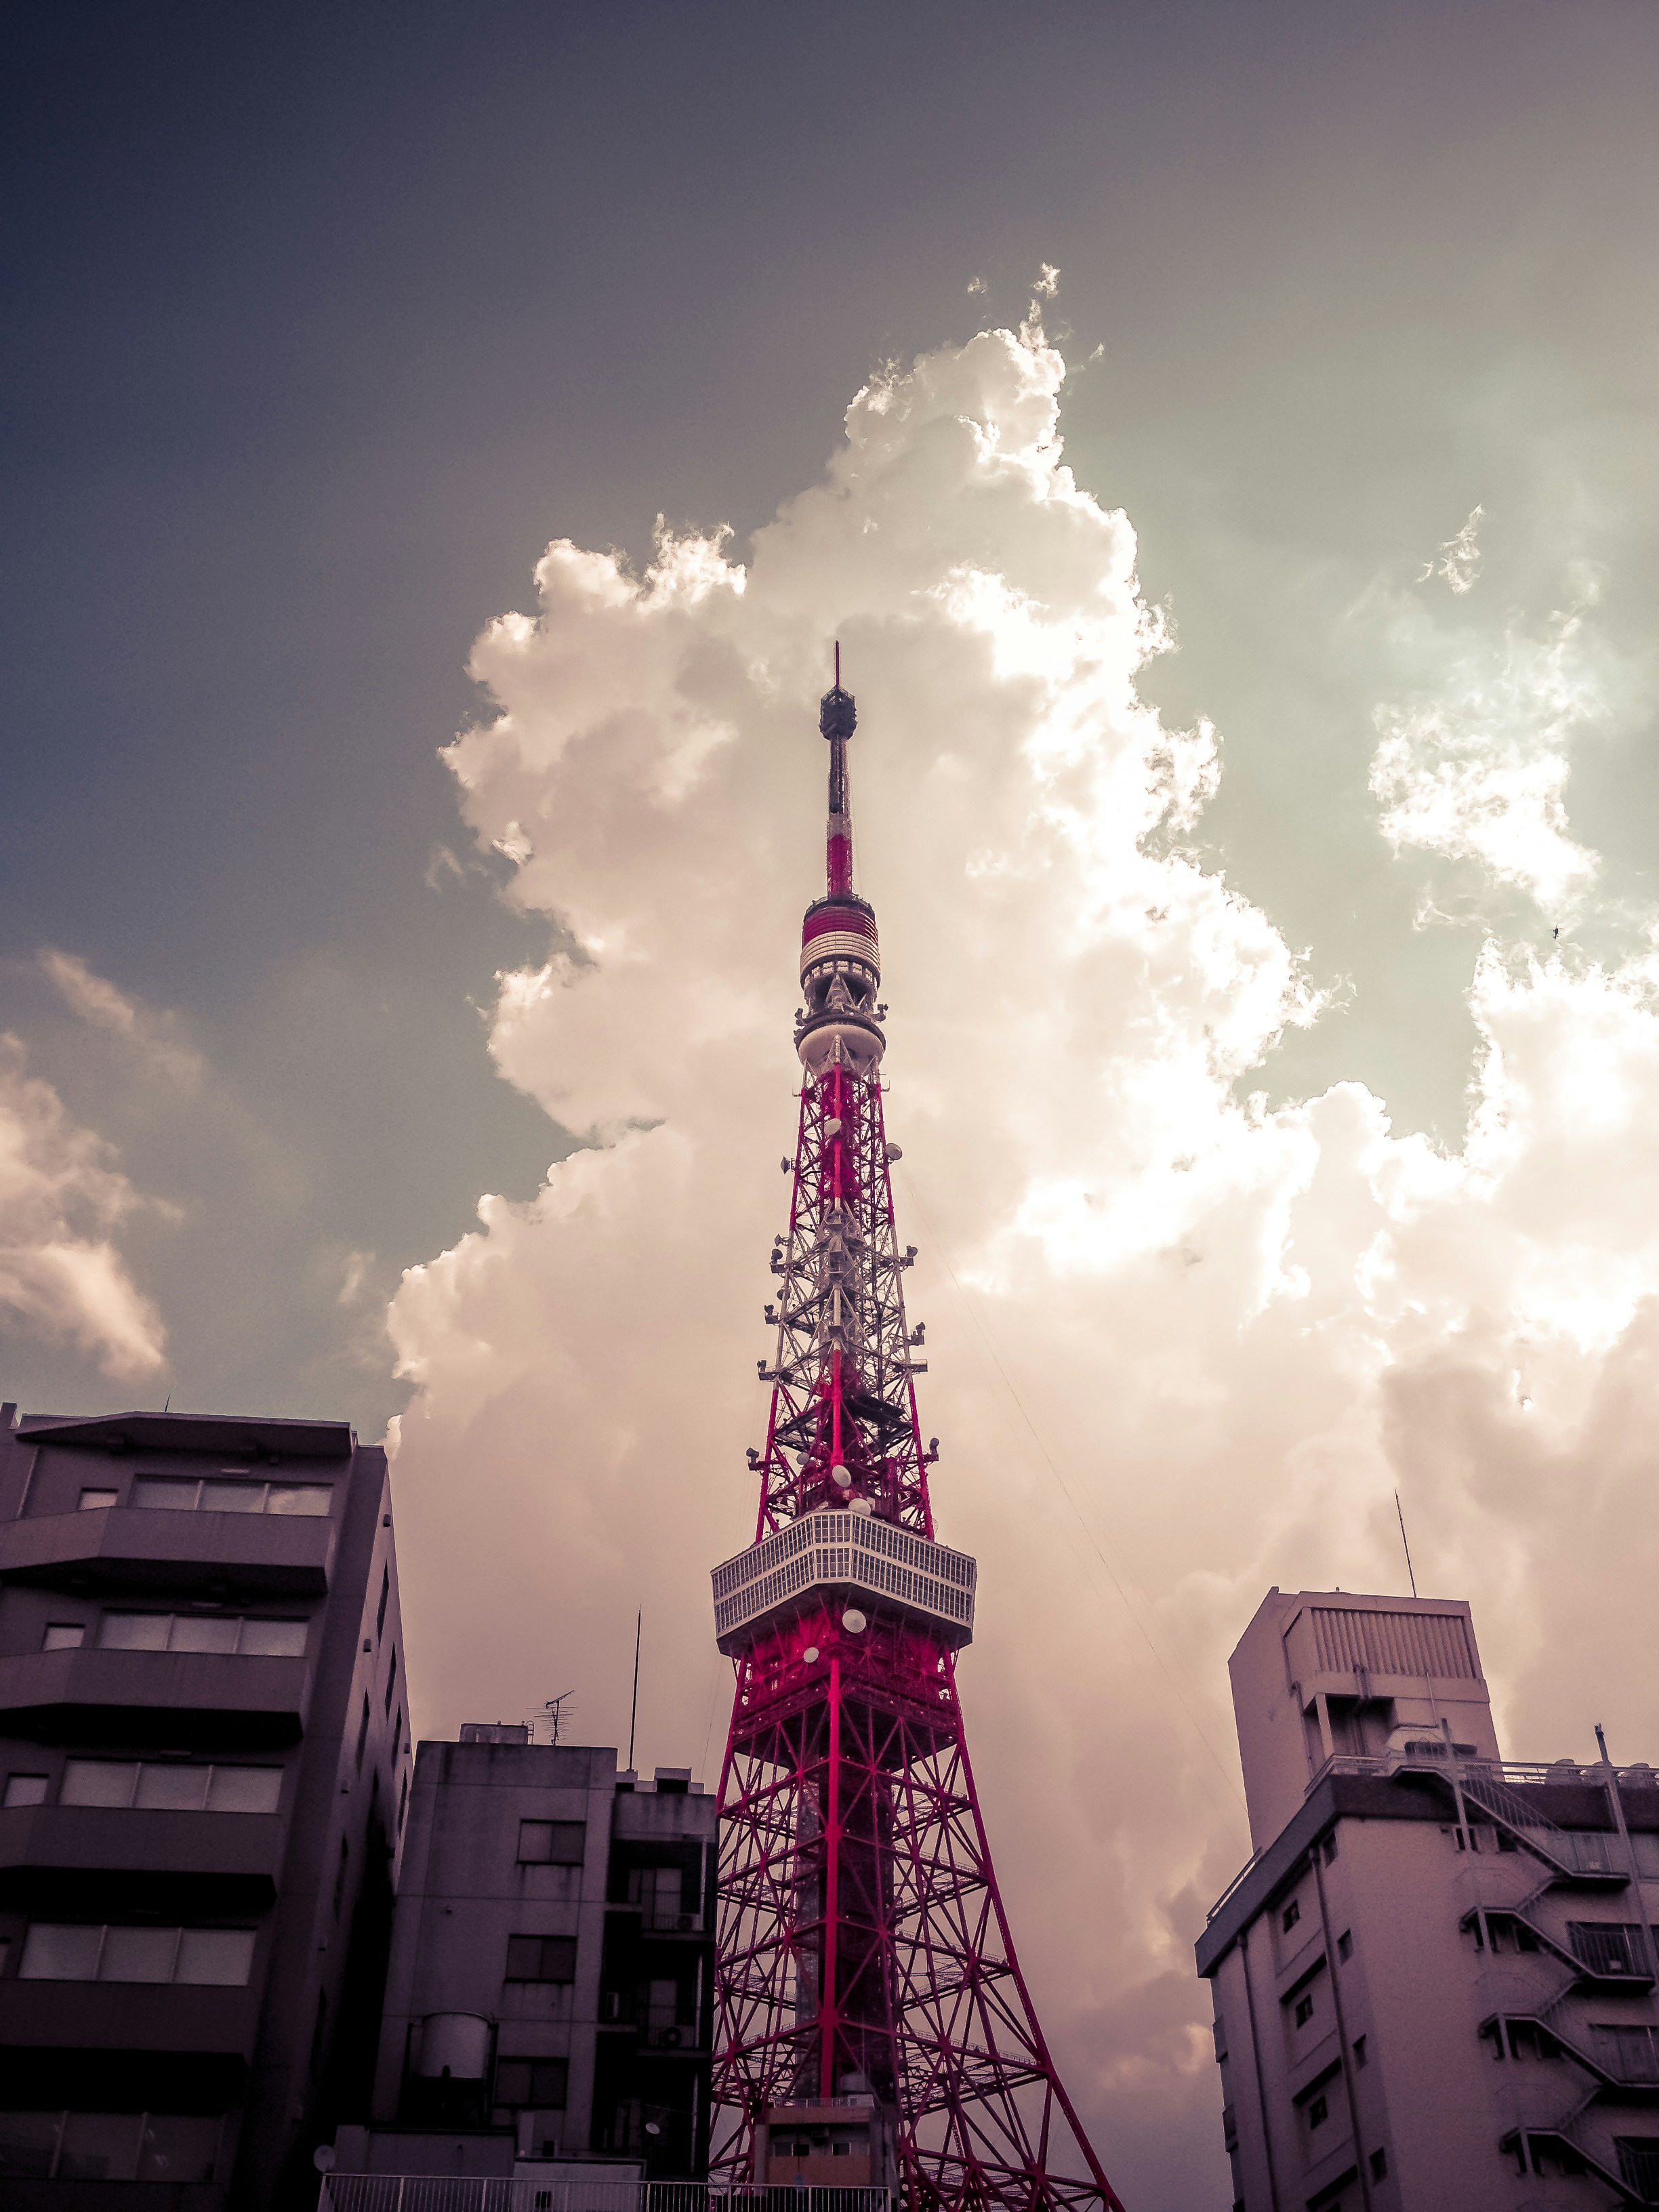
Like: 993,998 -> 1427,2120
0,1035 -> 167,1378
1368,596 -> 1603,915
1420,501 -> 1484,594
386,325 -> 1659,2207
41,949 -> 204,1089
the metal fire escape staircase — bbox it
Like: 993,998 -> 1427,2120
1430,1759 -> 1659,2202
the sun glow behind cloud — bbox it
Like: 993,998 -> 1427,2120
386,317 -> 1659,2208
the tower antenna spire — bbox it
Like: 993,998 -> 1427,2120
708,677 -> 1125,2211
820,647 -> 857,896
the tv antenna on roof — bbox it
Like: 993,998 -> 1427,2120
529,1691 -> 575,1745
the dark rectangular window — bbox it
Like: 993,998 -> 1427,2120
1294,1994 -> 1314,2028
1337,1929 -> 1353,1962
1307,2094 -> 1328,2129
504,1935 -> 577,1983
1369,2148 -> 1388,2181
1212,2017 -> 1227,2063
397,1772 -> 409,1832
518,1820 -> 586,1866
391,1707 -> 403,1764
0,2112 -> 220,2184
384,1645 -> 397,1715
1353,2035 -> 1368,2068
495,2056 -> 569,2108
1322,1832 -> 1338,1864
1282,1899 -> 1300,1933
355,1693 -> 371,1771
375,1566 -> 390,1641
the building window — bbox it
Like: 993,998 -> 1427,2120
1353,2034 -> 1368,2068
0,2111 -> 220,2183
1212,2016 -> 1228,2062
398,1771 -> 409,1832
60,1760 -> 281,1814
1338,1929 -> 1353,1962
1294,1994 -> 1315,2028
3,1774 -> 49,1807
1282,1898 -> 1300,1933
505,1935 -> 578,1983
1322,1833 -> 1338,1864
391,1707 -> 403,1763
77,1488 -> 118,1511
629,1864 -> 689,1929
495,2057 -> 569,2109
128,1475 -> 331,1517
1369,2148 -> 1388,2180
18,1924 -> 255,1985
518,1820 -> 586,1866
356,1693 -> 371,1771
42,1624 -> 85,1651
1307,2095 -> 1328,2129
98,1613 -> 307,1657
384,1644 -> 398,1714
376,1565 -> 390,1641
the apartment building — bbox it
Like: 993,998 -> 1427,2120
327,1733 -> 716,2183
0,1403 -> 412,2208
1197,1587 -> 1659,2211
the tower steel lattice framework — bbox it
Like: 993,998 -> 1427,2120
708,670 -> 1126,2212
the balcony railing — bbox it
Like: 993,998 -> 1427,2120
321,2185 -> 890,2212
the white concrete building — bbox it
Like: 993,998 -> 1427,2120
1197,1589 -> 1659,2210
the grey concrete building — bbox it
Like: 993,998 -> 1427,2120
1198,1587 -> 1659,2211
0,1404 -> 413,2207
329,1734 -> 716,2184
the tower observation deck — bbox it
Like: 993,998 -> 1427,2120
708,665 -> 1126,2212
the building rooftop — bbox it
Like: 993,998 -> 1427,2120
10,1406 -> 356,1459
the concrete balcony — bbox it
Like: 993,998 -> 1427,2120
0,1803 -> 283,1906
0,1647 -> 308,1748
0,1504 -> 335,1599
0,1975 -> 260,2056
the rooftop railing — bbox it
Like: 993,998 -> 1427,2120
1203,1755 -> 1658,1925
322,2186 -> 891,2212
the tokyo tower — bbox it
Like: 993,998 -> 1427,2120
708,665 -> 1126,2212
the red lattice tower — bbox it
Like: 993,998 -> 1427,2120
709,665 -> 1126,2211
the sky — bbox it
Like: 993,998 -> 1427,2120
5,5 -> 1659,2204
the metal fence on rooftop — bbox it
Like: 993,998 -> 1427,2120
320,2182 -> 891,2212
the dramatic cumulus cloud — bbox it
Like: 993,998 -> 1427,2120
386,321 -> 1658,2209
0,1034 -> 167,1378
